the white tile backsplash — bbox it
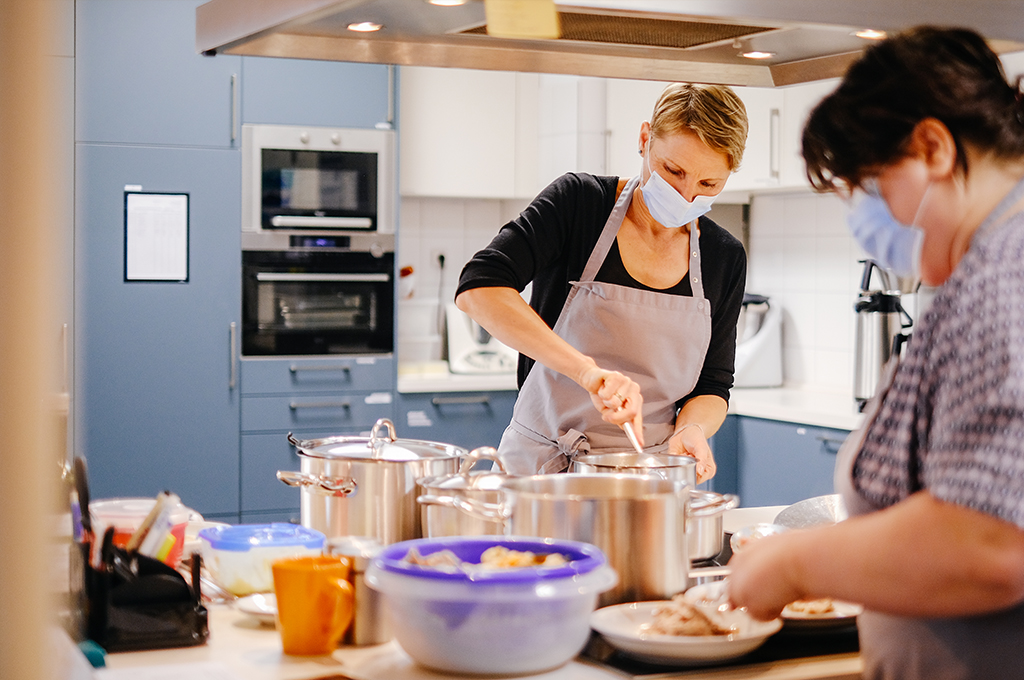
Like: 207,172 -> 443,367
748,191 -> 860,395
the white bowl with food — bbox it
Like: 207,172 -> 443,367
782,598 -> 864,630
590,581 -> 781,666
366,536 -> 617,675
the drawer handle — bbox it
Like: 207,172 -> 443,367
289,400 -> 351,410
289,364 -> 352,373
431,395 -> 491,406
816,434 -> 848,454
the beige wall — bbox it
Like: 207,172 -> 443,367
0,1 -> 66,678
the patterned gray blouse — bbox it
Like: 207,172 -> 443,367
854,210 -> 1024,528
848,194 -> 1024,680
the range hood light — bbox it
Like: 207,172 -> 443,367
854,29 -> 887,40
741,50 -> 776,60
427,0 -> 468,5
347,21 -> 383,32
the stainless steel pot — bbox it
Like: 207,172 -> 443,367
437,473 -> 692,606
570,452 -> 737,561
417,447 -> 510,537
278,418 -> 464,545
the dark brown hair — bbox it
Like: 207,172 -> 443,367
802,26 -> 1024,191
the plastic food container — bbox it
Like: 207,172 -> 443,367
366,536 -> 618,675
199,523 -> 326,596
90,497 -> 200,568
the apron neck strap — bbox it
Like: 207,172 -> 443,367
579,175 -> 706,301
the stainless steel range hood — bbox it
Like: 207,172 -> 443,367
196,0 -> 1024,87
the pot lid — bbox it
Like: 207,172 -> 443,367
289,418 -> 465,462
419,446 -> 510,490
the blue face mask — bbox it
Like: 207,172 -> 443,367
641,143 -> 716,228
847,180 -> 927,278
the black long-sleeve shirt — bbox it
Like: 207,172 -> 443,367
456,172 -> 747,408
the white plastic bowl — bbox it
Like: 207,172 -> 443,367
366,536 -> 617,675
198,523 -> 325,596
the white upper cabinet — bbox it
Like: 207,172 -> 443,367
726,86 -> 786,196
398,66 -> 539,198
779,79 -> 840,189
605,79 -> 665,181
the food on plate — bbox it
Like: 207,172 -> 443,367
786,598 -> 836,616
643,594 -> 733,636
402,545 -> 568,570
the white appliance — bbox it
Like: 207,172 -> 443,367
445,304 -> 518,375
733,295 -> 783,388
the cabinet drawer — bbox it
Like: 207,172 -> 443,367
241,393 -> 394,432
241,356 -> 395,395
397,391 -> 516,450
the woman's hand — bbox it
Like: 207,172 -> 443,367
726,530 -> 809,621
577,364 -> 644,446
668,424 -> 716,482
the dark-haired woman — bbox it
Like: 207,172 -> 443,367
728,26 -> 1024,680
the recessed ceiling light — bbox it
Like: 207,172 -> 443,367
347,21 -> 383,32
854,29 -> 887,40
741,51 -> 776,60
428,0 -> 468,5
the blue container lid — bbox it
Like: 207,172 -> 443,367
198,523 -> 325,552
373,536 -> 607,584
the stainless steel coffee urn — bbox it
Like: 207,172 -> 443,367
854,260 -> 913,409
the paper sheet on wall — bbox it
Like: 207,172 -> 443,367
125,192 -> 189,281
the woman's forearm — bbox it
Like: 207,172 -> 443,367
674,394 -> 728,438
730,491 -> 1024,619
455,287 -> 596,384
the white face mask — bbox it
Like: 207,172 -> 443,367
846,179 -> 929,278
640,143 -> 716,228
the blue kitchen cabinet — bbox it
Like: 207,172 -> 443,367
240,57 -> 391,129
76,0 -> 242,148
710,415 -> 850,507
75,143 -> 241,518
239,356 -> 396,516
396,391 -> 517,452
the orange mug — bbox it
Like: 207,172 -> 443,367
272,554 -> 355,656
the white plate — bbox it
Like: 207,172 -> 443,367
235,593 -> 277,626
782,600 -> 863,629
590,601 -> 782,666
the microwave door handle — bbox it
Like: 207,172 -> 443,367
255,273 -> 390,283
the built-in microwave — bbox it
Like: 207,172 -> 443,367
242,123 -> 394,234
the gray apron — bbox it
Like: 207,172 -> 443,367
834,175 -> 1024,680
497,175 -> 713,475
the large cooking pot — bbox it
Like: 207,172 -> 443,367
569,452 -> 737,561
424,473 -> 701,606
417,447 -> 511,537
278,418 -> 464,545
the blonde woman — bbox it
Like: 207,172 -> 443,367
456,83 -> 748,480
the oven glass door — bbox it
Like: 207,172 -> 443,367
261,148 -> 378,230
243,251 -> 393,356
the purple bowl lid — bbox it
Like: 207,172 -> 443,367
373,536 -> 607,584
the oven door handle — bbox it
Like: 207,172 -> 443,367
255,272 -> 390,283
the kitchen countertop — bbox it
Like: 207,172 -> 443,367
729,387 -> 864,432
100,506 -> 860,680
397,361 -> 517,393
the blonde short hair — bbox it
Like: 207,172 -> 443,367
650,83 -> 748,172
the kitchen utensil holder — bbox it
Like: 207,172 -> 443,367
80,543 -> 208,653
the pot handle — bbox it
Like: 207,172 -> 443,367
689,491 -> 740,518
458,446 -> 506,475
277,470 -> 358,497
416,493 -> 510,523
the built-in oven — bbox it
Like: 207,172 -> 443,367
242,232 -> 394,356
241,123 -> 396,356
